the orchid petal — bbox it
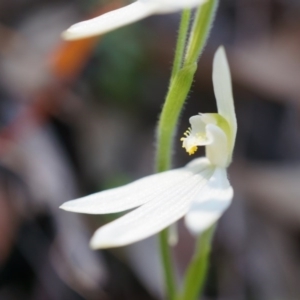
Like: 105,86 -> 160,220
153,0 -> 208,13
62,0 -> 208,40
189,115 -> 206,133
90,158 -> 214,248
62,1 -> 157,40
60,158 -> 212,214
205,124 -> 228,168
213,46 -> 237,153
185,168 -> 233,235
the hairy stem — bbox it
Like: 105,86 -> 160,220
156,1 -> 218,299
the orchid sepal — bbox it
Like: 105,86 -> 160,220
62,0 -> 208,40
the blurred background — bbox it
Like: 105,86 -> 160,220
0,0 -> 300,299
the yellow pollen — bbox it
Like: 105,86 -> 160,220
180,127 -> 199,155
188,146 -> 198,155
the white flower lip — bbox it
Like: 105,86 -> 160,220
181,46 -> 236,167
62,0 -> 208,40
181,114 -> 217,155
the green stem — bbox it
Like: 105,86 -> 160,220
159,229 -> 177,300
155,0 -> 218,173
179,226 -> 215,300
156,1 -> 218,299
171,9 -> 192,79
156,62 -> 197,172
157,11 -> 192,300
185,0 -> 219,66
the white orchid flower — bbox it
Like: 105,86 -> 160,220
62,0 -> 208,40
60,47 -> 236,249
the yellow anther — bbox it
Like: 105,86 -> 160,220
188,146 -> 198,155
181,126 -> 201,156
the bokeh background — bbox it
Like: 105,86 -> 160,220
1,0 -> 300,299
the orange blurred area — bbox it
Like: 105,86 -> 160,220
49,2 -> 122,81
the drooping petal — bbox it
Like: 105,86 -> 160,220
184,167 -> 233,235
62,0 -> 208,40
153,0 -> 208,13
205,124 -> 228,168
62,1 -> 158,40
60,158 -> 212,214
212,46 -> 237,153
90,158 -> 214,249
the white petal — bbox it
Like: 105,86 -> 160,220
174,0 -> 208,9
199,113 -> 218,125
61,166 -> 201,214
90,158 -> 214,248
213,46 -> 237,151
185,168 -> 233,235
153,0 -> 208,13
189,115 -> 206,133
62,0 -> 208,40
60,158 -> 211,214
62,1 -> 158,40
205,123 -> 228,168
